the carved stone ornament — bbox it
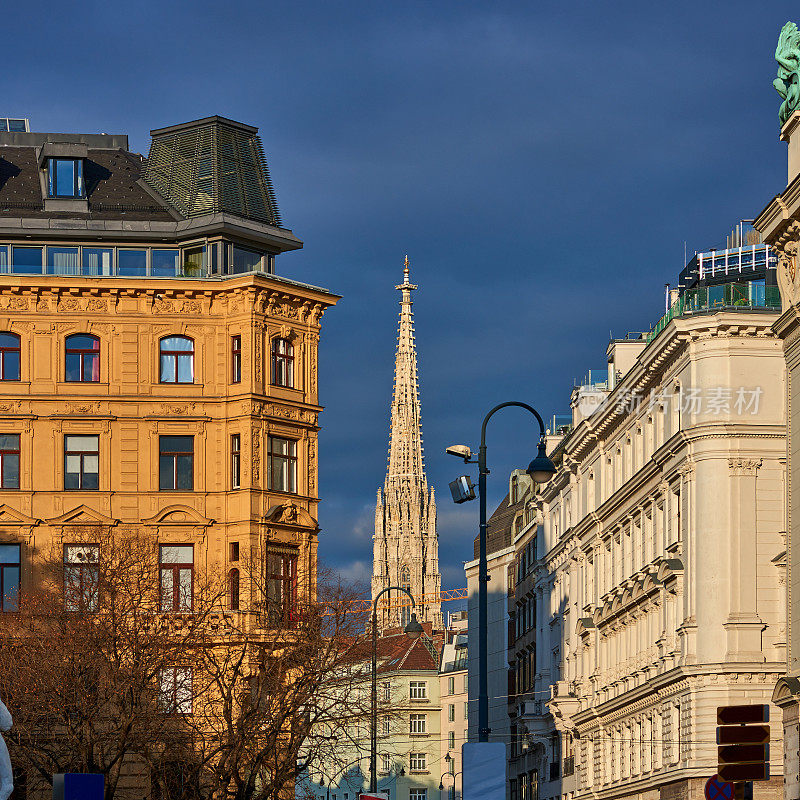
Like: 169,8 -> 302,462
728,457 -> 763,475
774,220 -> 800,306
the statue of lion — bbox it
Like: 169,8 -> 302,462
0,698 -> 12,800
775,21 -> 800,125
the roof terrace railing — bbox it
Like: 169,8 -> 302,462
647,280 -> 780,343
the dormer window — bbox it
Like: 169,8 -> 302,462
48,159 -> 84,198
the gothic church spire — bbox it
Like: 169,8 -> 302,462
372,257 -> 442,631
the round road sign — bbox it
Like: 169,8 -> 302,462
705,775 -> 735,800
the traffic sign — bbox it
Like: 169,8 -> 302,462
718,763 -> 769,782
705,774 -> 734,800
717,705 -> 769,725
716,725 -> 770,745
718,744 -> 769,764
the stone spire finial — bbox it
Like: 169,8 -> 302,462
372,257 -> 442,631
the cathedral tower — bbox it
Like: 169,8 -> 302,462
372,258 -> 442,631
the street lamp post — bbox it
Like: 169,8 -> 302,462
448,402 -> 556,743
439,770 -> 463,800
370,586 -> 424,793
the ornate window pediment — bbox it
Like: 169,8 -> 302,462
47,504 -> 118,526
143,504 -> 214,526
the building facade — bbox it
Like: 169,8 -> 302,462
507,251 -> 787,800
0,116 -> 337,718
298,630 -> 444,800
372,260 -> 442,630
439,610 -> 469,800
755,103 -> 800,800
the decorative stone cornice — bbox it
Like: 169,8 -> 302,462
728,457 -> 763,475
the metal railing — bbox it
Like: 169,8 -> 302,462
647,281 -> 780,343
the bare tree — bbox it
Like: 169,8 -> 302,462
0,530 -> 378,800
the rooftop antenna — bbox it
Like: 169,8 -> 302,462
684,240 -> 687,266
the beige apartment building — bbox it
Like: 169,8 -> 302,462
440,610 -> 469,800
507,247 -> 787,800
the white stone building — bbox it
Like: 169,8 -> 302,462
507,264 -> 787,800
440,610 -> 469,800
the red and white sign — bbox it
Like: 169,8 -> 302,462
359,794 -> 389,800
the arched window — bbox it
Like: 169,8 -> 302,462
229,568 -> 240,611
65,334 -> 99,382
271,338 -> 294,388
400,565 -> 411,627
0,333 -> 20,381
160,336 -> 194,383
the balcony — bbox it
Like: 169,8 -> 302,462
647,280 -> 780,343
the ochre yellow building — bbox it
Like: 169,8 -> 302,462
0,115 -> 337,624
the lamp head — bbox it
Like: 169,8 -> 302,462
527,440 -> 557,484
404,613 -> 424,640
444,752 -> 452,763
439,783 -> 444,791
446,444 -> 472,461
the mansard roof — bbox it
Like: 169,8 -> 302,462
473,492 -> 524,560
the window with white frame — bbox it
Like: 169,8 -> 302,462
464,701 -> 468,720
409,753 -> 426,771
448,730 -> 455,749
409,680 -> 427,700
382,716 -> 390,736
380,753 -> 390,773
380,681 -> 391,702
448,704 -> 455,722
409,713 -> 426,734
409,790 -> 427,800
447,676 -> 455,695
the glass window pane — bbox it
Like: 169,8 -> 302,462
55,159 -> 76,196
181,247 -> 205,276
67,335 -> 99,350
159,455 -> 173,489
117,249 -> 147,276
152,249 -> 180,277
83,455 -> 99,473
176,354 -> 193,383
161,570 -> 174,611
2,566 -> 19,611
3,351 -> 19,381
161,337 -> 193,352
0,334 -> 18,348
2,454 -> 18,489
82,248 -> 113,276
47,247 -> 80,275
160,354 -> 175,383
161,436 -> 193,453
0,246 -> 7,273
178,568 -> 192,610
232,246 -> 262,274
0,545 -> 20,563
0,435 -> 18,450
12,246 -> 43,275
176,455 -> 193,490
66,436 -> 98,452
65,354 -> 81,382
161,545 -> 194,563
83,354 -> 99,382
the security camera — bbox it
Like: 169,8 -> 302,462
446,444 -> 472,461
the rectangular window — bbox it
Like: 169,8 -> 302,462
64,544 -> 99,611
46,246 -> 80,276
410,713 -> 427,734
231,245 -> 263,274
0,544 -> 20,612
160,545 -> 194,612
82,247 -> 113,276
409,753 -> 426,771
382,716 -> 390,735
151,249 -> 181,277
230,541 -> 239,562
381,682 -> 391,702
380,753 -> 390,773
159,666 -> 192,714
268,436 -> 297,493
231,434 -> 241,489
448,676 -> 455,695
266,545 -> 298,626
117,249 -> 147,277
464,701 -> 468,720
159,436 -> 194,491
48,158 -> 83,198
0,435 -> 19,489
231,336 -> 242,383
0,334 -> 20,381
409,680 -> 427,700
448,704 -> 455,722
463,675 -> 468,693
12,246 -> 43,275
64,435 -> 99,490
409,791 -> 427,800
448,730 -> 455,749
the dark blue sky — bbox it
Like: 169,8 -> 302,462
4,1 -> 795,593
